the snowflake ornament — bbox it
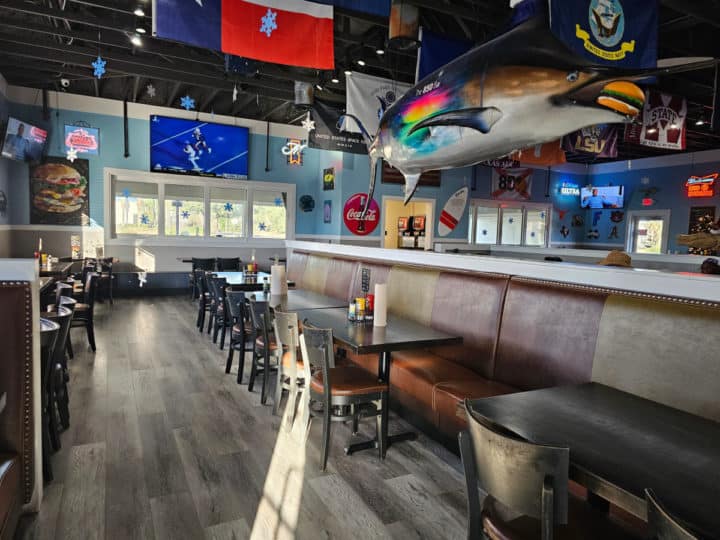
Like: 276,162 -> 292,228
508,218 -> 514,224
121,188 -> 131,198
146,83 -> 156,98
258,222 -> 268,231
92,55 -> 106,78
301,112 -> 315,132
140,214 -> 150,225
66,147 -> 78,163
180,95 -> 195,110
224,202 -> 233,212
181,210 -> 190,219
260,8 -> 278,37
274,197 -> 284,207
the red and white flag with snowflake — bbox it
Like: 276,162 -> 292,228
222,0 -> 334,69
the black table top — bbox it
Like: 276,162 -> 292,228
39,262 -> 73,277
297,307 -> 463,355
250,290 -> 347,311
469,383 -> 720,538
216,271 -> 295,290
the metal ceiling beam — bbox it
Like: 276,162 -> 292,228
200,88 -> 220,112
232,93 -> 258,116
660,0 -> 720,29
261,101 -> 290,121
165,82 -> 181,107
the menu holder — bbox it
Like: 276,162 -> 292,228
361,267 -> 371,294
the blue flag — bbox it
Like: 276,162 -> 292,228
416,28 -> 474,82
549,0 -> 658,69
153,0 -> 221,51
311,0 -> 390,17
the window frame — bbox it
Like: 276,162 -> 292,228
104,167 -> 295,246
467,198 -> 551,247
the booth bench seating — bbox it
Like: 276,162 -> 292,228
288,251 -> 720,445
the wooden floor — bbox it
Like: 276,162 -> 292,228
17,296 -> 468,540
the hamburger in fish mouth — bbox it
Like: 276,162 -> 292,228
32,163 -> 87,214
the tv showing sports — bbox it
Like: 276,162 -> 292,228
64,125 -> 100,155
580,186 -> 624,209
150,115 -> 249,179
1,117 -> 48,162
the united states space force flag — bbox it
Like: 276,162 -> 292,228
343,72 -> 411,136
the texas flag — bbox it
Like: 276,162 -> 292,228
153,0 -> 334,70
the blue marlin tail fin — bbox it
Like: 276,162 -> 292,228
338,114 -> 374,149
403,174 -> 422,205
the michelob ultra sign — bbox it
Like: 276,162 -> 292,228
64,125 -> 100,155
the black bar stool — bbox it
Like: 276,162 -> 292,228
43,306 -> 73,430
39,317 -> 60,482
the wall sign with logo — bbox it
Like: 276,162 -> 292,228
282,138 -> 306,166
64,124 -> 100,155
686,174 -> 717,198
343,193 -> 379,236
323,167 -> 335,191
558,181 -> 580,196
491,167 -> 533,200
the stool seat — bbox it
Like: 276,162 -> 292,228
310,366 -> 388,397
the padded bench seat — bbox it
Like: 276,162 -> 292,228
0,455 -> 20,540
432,379 -> 517,434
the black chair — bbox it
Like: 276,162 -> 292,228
70,273 -> 98,352
189,258 -> 215,298
645,489 -> 698,540
205,274 -> 225,338
247,298 -> 277,405
195,270 -> 211,332
43,306 -> 73,431
216,257 -> 241,271
58,293 -> 78,359
96,257 -> 115,304
210,277 -> 230,347
459,400 -> 639,540
225,290 -> 254,383
299,324 -> 389,470
39,317 -> 60,482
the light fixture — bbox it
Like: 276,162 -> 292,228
136,27 -> 146,34
315,83 -> 323,91
133,7 -> 145,16
331,75 -> 339,84
376,47 -> 385,55
343,68 -> 352,76
130,33 -> 142,46
356,59 -> 366,66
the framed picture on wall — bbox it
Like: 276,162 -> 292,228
323,200 -> 332,223
323,167 -> 335,191
29,156 -> 90,226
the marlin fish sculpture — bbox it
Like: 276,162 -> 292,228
341,16 -> 714,211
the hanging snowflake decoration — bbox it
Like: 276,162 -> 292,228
66,147 -> 78,163
140,214 -> 150,225
530,232 -> 536,238
181,210 -> 190,219
180,95 -> 196,110
146,83 -> 156,98
224,202 -> 233,212
540,211 -> 546,219
232,84 -> 238,103
508,218 -> 514,224
260,8 -> 277,37
274,197 -> 284,207
258,222 -> 268,231
92,55 -> 106,79
121,188 -> 131,199
481,229 -> 487,236
301,111 -> 315,132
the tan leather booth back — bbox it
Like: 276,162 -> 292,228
0,282 -> 35,504
430,272 -> 509,379
324,258 -> 358,301
348,261 -> 391,300
592,295 -> 720,422
286,251 -> 308,289
494,279 -> 607,390
387,266 -> 440,326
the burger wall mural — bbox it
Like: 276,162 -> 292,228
30,157 -> 90,225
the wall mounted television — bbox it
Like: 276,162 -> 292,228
150,115 -> 249,179
1,116 -> 48,162
580,185 -> 624,209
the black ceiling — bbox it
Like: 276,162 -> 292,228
0,0 -> 718,164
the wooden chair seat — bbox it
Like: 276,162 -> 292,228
310,367 -> 388,397
281,350 -> 303,371
74,303 -> 90,312
232,322 -> 253,336
482,496 -> 640,540
255,336 -> 278,351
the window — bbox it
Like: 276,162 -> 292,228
165,184 -> 204,236
253,190 -> 287,239
468,200 -> 550,247
114,181 -> 158,235
210,187 -> 247,238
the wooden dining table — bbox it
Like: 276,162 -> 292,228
297,306 -> 463,456
468,383 -> 720,539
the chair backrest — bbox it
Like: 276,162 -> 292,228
206,274 -> 219,301
83,273 -> 99,313
48,306 -> 73,365
273,310 -> 299,378
192,257 -> 216,271
462,400 -> 569,539
226,290 -> 247,321
216,257 -> 241,271
248,298 -> 270,346
299,325 -> 334,398
100,257 -> 113,274
645,489 -> 698,540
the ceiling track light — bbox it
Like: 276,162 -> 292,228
343,68 -> 352,76
133,7 -> 145,16
356,59 -> 366,66
376,47 -> 385,55
136,27 -> 146,34
130,33 -> 142,46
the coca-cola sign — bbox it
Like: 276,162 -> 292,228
343,193 -> 380,236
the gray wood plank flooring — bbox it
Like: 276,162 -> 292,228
16,296 -> 467,540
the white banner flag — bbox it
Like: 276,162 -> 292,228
344,72 -> 411,136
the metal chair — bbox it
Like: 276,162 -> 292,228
271,311 -> 306,426
247,298 -> 277,405
299,325 -> 388,470
195,270 -> 210,331
216,257 -> 241,271
225,290 -> 253,382
96,257 -> 115,304
43,305 -> 73,431
39,318 -> 60,482
459,400 -> 639,540
189,257 -> 215,298
209,276 -> 229,346
70,272 -> 98,352
645,489 -> 698,540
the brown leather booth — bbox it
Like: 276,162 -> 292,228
0,282 -> 35,540
288,251 -> 720,444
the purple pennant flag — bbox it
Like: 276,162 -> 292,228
563,125 -> 618,158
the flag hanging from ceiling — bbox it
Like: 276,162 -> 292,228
153,0 -> 334,70
415,27 -> 473,82
548,0 -> 658,69
312,0 -> 390,17
343,72 -> 411,137
625,90 -> 687,150
562,125 -> 618,158
511,140 -> 566,166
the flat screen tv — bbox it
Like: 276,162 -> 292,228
1,116 -> 48,162
150,115 -> 249,179
580,186 -> 624,209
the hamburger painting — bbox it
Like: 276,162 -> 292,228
30,157 -> 89,225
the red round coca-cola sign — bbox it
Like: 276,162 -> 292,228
343,193 -> 380,236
